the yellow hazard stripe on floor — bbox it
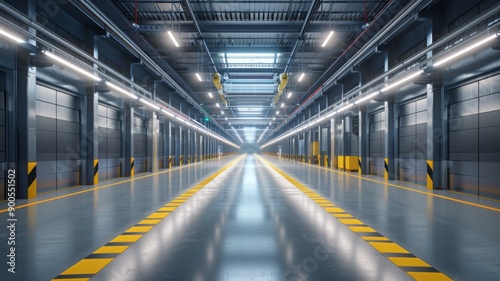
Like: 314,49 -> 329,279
52,155 -> 245,281
257,155 -> 452,281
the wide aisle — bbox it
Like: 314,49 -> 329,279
91,154 -> 410,281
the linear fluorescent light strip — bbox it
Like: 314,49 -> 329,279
434,34 -> 498,67
195,73 -> 202,81
105,81 -> 138,99
298,73 -> 305,82
354,91 -> 380,105
139,98 -> 160,110
381,70 -> 423,92
0,28 -> 25,43
287,92 -> 292,99
44,51 -> 101,81
161,108 -> 175,118
167,31 -> 179,47
321,31 -> 334,47
208,92 -> 213,98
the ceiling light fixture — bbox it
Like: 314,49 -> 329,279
161,109 -> 175,118
434,34 -> 498,67
281,103 -> 285,108
298,73 -> 305,82
195,73 -> 202,81
221,111 -> 224,115
287,92 -> 292,99
216,103 -> 220,108
105,81 -> 138,99
175,116 -> 185,123
276,111 -> 279,115
380,70 -> 423,92
321,31 -> 334,47
167,31 -> 180,47
139,98 -> 160,110
44,51 -> 101,81
354,91 -> 380,105
0,28 -> 25,43
208,92 -> 213,98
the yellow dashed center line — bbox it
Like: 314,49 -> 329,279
52,155 -> 245,281
256,155 -> 452,281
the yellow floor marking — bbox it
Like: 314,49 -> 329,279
0,160 -> 208,213
61,258 -> 113,275
369,242 -> 409,253
324,207 -> 345,213
338,219 -> 364,225
52,278 -> 90,281
349,226 -> 377,232
165,202 -> 182,207
137,219 -> 161,225
171,199 -> 187,203
361,236 -> 390,241
93,246 -> 129,254
159,206 -> 177,211
258,155 -> 452,281
296,158 -> 500,213
110,235 -> 142,243
314,199 -> 331,203
147,212 -> 170,219
125,226 -> 153,233
318,203 -> 336,207
389,257 -> 430,267
331,213 -> 353,218
407,272 -> 453,281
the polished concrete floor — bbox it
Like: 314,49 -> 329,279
0,154 -> 499,281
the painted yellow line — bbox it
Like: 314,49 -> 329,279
275,156 -> 500,213
52,154 -> 245,281
61,259 -> 113,275
0,159 -> 214,213
257,155 -> 452,281
93,246 -> 129,254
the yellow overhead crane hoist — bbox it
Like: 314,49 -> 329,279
272,73 -> 288,106
212,72 -> 228,107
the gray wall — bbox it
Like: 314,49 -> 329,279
98,104 -> 122,181
369,111 -> 385,177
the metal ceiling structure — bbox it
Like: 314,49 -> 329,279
89,0 -> 398,143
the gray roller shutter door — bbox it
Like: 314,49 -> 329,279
369,111 -> 385,177
98,104 -> 122,181
134,116 -> 147,173
36,84 -> 81,193
448,74 -> 500,199
398,98 -> 427,185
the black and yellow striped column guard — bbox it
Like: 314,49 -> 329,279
27,162 -> 37,199
358,157 -> 362,175
130,158 -> 135,177
51,155 -> 244,281
426,160 -> 433,190
384,158 -> 389,181
258,156 -> 452,281
93,160 -> 99,185
168,156 -> 172,168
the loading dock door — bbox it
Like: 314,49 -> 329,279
369,111 -> 385,177
36,84 -> 81,193
398,98 -> 427,185
98,104 -> 122,181
133,116 -> 147,174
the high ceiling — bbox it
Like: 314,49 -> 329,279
103,0 -> 394,143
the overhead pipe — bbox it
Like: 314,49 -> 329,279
283,0 -> 321,74
183,0 -> 218,73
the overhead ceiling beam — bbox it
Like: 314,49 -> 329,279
136,21 -> 363,33
181,0 -> 217,73
284,0 -> 322,73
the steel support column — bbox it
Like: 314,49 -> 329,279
123,106 -> 134,176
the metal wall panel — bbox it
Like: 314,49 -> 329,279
158,124 -> 165,168
35,84 -> 81,193
369,111 -> 385,177
98,104 -> 122,180
398,97 -> 427,185
134,116 -> 147,173
448,73 -> 500,199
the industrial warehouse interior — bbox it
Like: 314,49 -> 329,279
0,0 -> 500,280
